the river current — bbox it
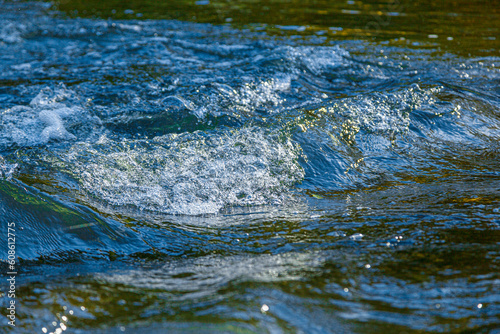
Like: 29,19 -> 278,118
0,1 -> 499,333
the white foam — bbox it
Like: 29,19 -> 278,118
286,45 -> 350,75
58,127 -> 304,215
0,22 -> 26,44
0,156 -> 17,180
230,75 -> 292,114
0,86 -> 100,147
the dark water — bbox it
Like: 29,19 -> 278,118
0,0 -> 499,333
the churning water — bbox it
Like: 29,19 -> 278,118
0,1 -> 499,333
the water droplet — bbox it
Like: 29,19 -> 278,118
261,304 -> 269,313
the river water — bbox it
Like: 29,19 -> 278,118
0,0 -> 499,333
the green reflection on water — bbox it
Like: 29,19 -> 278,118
53,0 -> 499,56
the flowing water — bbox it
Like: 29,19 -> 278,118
0,0 -> 499,333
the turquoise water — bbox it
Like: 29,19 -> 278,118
0,1 -> 499,333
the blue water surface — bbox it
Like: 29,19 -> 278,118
0,1 -> 499,333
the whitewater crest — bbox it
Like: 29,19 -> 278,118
285,45 -> 351,75
0,85 -> 101,148
54,127 -> 304,215
0,21 -> 26,44
0,156 -> 17,180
